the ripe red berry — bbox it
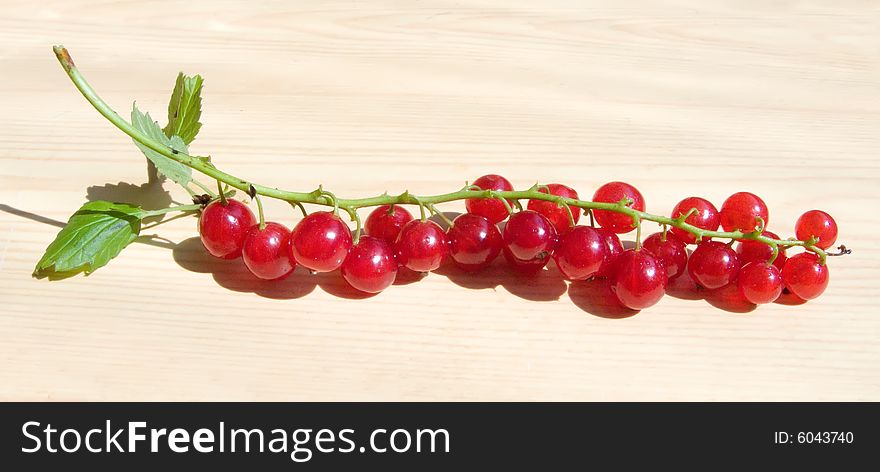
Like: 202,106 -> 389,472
719,192 -> 769,232
594,227 -> 624,278
641,232 -> 688,280
552,226 -> 605,281
795,210 -> 838,250
737,262 -> 783,304
394,220 -> 448,272
446,213 -> 503,272
198,199 -> 257,259
669,196 -> 720,244
688,240 -> 740,289
735,230 -> 786,270
341,236 -> 398,293
241,222 -> 295,280
465,174 -> 514,224
364,204 -> 413,244
610,249 -> 668,310
503,210 -> 557,261
527,183 -> 580,234
290,211 -> 353,272
592,182 -> 645,233
781,252 -> 829,300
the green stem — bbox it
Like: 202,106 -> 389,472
634,216 -> 642,250
142,204 -> 202,218
217,179 -> 227,205
490,191 -> 514,216
349,208 -> 363,244
290,201 -> 309,218
427,203 -> 454,228
767,242 -> 780,266
53,46 -> 835,260
141,211 -> 198,230
254,194 -> 266,230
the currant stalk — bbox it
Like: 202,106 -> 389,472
52,46 -> 839,263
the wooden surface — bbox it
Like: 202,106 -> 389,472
1,0 -> 878,401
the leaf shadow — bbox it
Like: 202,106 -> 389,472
0,203 -> 178,254
0,204 -> 66,228
86,181 -> 173,223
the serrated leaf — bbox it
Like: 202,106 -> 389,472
163,72 -> 203,145
33,201 -> 144,279
131,104 -> 192,187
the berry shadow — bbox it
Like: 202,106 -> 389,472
313,271 -> 379,300
664,270 -> 758,313
502,262 -> 568,302
621,239 -> 637,250
665,272 -> 706,301
703,284 -> 757,314
774,289 -> 808,306
393,267 -> 428,286
433,257 -> 567,302
172,237 -> 317,299
432,258 -> 502,291
568,278 -> 638,319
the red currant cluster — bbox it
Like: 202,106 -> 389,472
196,175 -> 839,311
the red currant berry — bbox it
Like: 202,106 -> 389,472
719,192 -> 768,232
737,262 -> 783,304
198,199 -> 256,259
781,252 -> 829,300
669,196 -> 720,244
290,211 -> 353,272
502,246 -> 550,274
465,174 -> 514,224
527,183 -> 579,234
735,230 -> 786,270
341,236 -> 398,293
552,226 -> 604,280
594,227 -> 624,278
446,213 -> 503,272
364,204 -> 413,244
394,219 -> 448,272
503,210 -> 557,261
642,232 -> 688,280
592,182 -> 645,233
610,249 -> 668,310
241,222 -> 294,280
687,240 -> 740,289
795,210 -> 838,250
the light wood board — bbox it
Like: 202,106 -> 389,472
1,0 -> 878,400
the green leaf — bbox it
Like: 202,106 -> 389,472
131,104 -> 192,187
163,72 -> 203,145
33,201 -> 144,280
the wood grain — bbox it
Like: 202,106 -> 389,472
1,0 -> 878,401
